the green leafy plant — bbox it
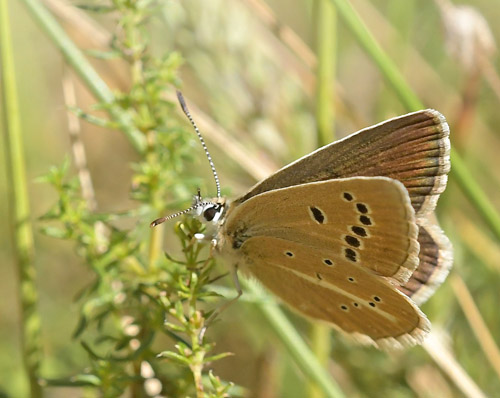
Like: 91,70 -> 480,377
7,0 -> 500,397
37,1 -> 234,397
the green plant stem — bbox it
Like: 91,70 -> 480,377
450,148 -> 500,239
0,0 -> 42,396
310,1 -> 336,397
190,361 -> 204,398
20,0 -> 146,154
242,279 -> 345,398
328,0 -> 500,242
314,0 -> 336,147
327,0 -> 421,111
309,323 -> 332,398
148,225 -> 164,269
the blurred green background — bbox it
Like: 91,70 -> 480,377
2,0 -> 500,397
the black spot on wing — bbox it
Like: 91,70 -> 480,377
343,192 -> 354,201
356,203 -> 369,214
345,235 -> 361,248
351,226 -> 367,237
309,206 -> 326,224
359,215 -> 372,225
345,248 -> 357,262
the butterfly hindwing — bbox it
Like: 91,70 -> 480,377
236,110 -> 450,219
398,221 -> 453,305
243,236 -> 430,349
221,177 -> 419,286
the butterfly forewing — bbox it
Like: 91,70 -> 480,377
221,176 -> 419,286
236,110 -> 450,219
243,237 -> 430,349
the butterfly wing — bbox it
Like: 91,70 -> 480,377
222,177 -> 418,285
247,237 -> 430,349
236,109 -> 450,220
398,221 -> 453,305
219,177 -> 428,348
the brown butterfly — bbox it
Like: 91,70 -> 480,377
153,93 -> 452,350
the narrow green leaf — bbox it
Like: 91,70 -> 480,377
204,351 -> 234,364
157,351 -> 191,365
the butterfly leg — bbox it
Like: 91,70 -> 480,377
207,264 -> 242,323
199,264 -> 243,341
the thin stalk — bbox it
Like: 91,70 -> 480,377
190,361 -> 204,398
309,323 -> 333,398
242,279 -> 346,398
454,212 -> 500,274
23,0 -> 166,269
0,0 -> 42,396
20,0 -> 146,154
313,0 -> 336,147
327,0 -> 421,111
148,225 -> 164,269
328,0 -> 500,242
450,147 -> 500,240
423,332 -> 487,398
451,275 -> 500,380
310,1 -> 336,397
245,0 -> 317,69
62,72 -> 97,211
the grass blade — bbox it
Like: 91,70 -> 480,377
328,0 -> 500,242
20,0 -> 146,154
0,0 -> 43,396
242,278 -> 346,398
310,1 -> 337,396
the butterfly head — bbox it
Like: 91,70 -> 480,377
192,196 -> 226,224
150,190 -> 226,238
150,91 -> 227,239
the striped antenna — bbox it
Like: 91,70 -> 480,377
176,91 -> 221,198
150,199 -> 211,227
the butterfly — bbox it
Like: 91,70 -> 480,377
152,92 -> 452,350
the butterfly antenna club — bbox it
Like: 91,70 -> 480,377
176,90 -> 221,198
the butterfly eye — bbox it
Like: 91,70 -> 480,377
203,206 -> 219,222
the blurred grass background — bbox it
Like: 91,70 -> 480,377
2,0 -> 500,397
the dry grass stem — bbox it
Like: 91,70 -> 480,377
454,212 -> 500,273
451,274 -> 500,380
163,91 -> 278,181
62,71 -> 97,211
423,332 -> 487,398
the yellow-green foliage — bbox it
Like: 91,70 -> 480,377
2,0 -> 500,397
